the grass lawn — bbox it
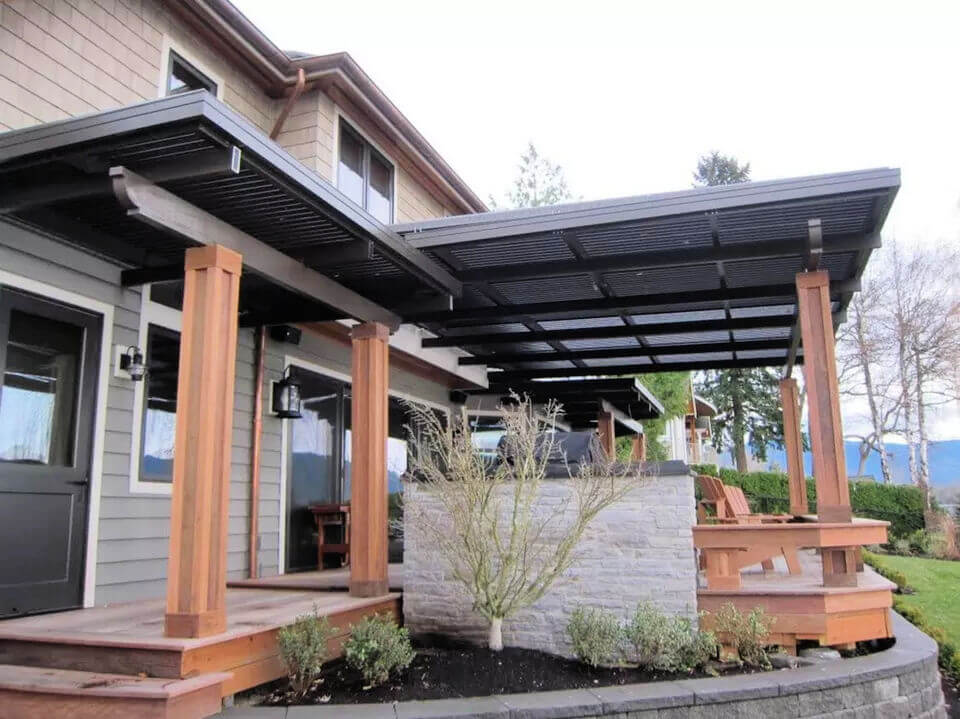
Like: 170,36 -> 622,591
880,554 -> 960,645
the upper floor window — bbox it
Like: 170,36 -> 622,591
338,120 -> 394,223
166,50 -> 218,96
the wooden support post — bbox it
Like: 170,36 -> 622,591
597,411 -> 616,459
796,270 -> 856,587
631,433 -> 646,461
779,377 -> 809,516
349,323 -> 390,598
165,245 -> 242,638
689,417 -> 701,463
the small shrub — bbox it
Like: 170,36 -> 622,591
623,602 -> 717,672
892,537 -> 912,556
276,607 -> 336,697
862,550 -> 914,593
567,606 -> 622,667
710,603 -> 773,668
344,613 -> 415,687
907,529 -> 933,556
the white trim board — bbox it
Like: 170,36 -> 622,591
0,269 -> 115,609
276,353 -> 449,574
157,36 -> 225,100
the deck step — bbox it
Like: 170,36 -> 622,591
0,664 -> 229,719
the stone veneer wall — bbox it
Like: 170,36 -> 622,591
402,461 -> 698,657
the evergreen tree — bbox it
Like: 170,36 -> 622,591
692,152 -> 785,471
491,142 -> 574,209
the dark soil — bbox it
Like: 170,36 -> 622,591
944,675 -> 959,719
260,640 -> 758,706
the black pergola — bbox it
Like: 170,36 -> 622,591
391,168 -> 899,383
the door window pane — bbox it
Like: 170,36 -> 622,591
287,370 -> 343,572
140,325 -> 180,482
0,310 -> 82,466
367,152 -> 393,223
337,128 -> 365,207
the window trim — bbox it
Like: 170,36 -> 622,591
157,37 -> 224,100
332,107 -> 397,224
127,286 -> 182,496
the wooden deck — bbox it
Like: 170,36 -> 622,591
0,588 -> 401,698
228,563 -> 404,592
698,549 -> 895,652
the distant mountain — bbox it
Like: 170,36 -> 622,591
713,439 -> 960,487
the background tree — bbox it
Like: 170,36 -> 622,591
836,275 -> 900,482
692,152 -> 786,472
490,142 -> 575,209
631,372 -> 692,461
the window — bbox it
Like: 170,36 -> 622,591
166,50 -> 217,96
139,325 -> 180,483
337,120 -> 394,223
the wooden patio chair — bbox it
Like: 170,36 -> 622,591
696,474 -> 730,523
721,485 -> 793,524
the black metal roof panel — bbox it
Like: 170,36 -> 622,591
402,168 -> 898,380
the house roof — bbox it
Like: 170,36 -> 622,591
0,91 -> 459,326
168,0 -> 487,214
394,167 -> 900,381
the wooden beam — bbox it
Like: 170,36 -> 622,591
631,434 -> 646,462
780,377 -> 809,516
165,245 -> 242,638
110,166 -> 402,329
349,322 -> 390,598
796,269 -> 854,588
596,410 -> 616,459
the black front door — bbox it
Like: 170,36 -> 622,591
0,287 -> 101,617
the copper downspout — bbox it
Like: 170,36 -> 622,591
269,68 -> 306,140
248,325 -> 266,578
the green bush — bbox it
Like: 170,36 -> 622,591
567,606 -> 623,667
710,603 -> 773,668
344,614 -> 415,687
690,465 -> 928,538
907,529 -> 933,556
623,602 -> 716,672
276,607 -> 336,698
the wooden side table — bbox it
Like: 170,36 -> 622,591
309,503 -> 351,569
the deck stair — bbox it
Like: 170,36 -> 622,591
0,664 -> 229,719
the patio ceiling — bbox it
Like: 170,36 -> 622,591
392,168 -> 900,381
0,91 -> 459,327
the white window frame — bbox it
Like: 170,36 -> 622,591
127,286 -> 183,495
277,354 -> 449,574
332,106 -> 398,224
157,36 -> 224,100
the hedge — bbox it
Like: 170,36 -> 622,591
691,464 -> 927,538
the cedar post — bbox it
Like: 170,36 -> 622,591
165,245 -> 242,638
796,270 -> 855,587
779,377 -> 809,516
631,433 -> 646,462
597,410 -> 616,459
349,322 -> 390,598
689,416 -> 701,463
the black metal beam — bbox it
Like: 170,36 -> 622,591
121,263 -> 185,287
452,232 -> 878,284
423,314 -> 836,348
298,239 -> 373,267
488,355 -> 804,381
459,338 -> 794,365
407,281 -> 859,325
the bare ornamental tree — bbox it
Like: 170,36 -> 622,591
402,397 -> 638,651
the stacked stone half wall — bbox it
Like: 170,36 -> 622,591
402,461 -> 698,657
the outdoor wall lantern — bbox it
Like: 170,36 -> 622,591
119,345 -> 146,382
272,365 -> 302,419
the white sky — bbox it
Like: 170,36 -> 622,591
235,0 -> 960,439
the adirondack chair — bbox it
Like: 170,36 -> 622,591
695,477 -> 802,576
696,474 -> 729,523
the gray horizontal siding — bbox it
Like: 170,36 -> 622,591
0,219 -> 458,604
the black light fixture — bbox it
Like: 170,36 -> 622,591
272,365 -> 302,419
120,345 -> 146,382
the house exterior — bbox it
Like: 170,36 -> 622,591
0,0 -> 494,615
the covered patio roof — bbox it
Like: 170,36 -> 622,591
0,91 -> 460,328
394,168 -> 899,381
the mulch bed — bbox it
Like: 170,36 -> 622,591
259,640 -> 761,706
